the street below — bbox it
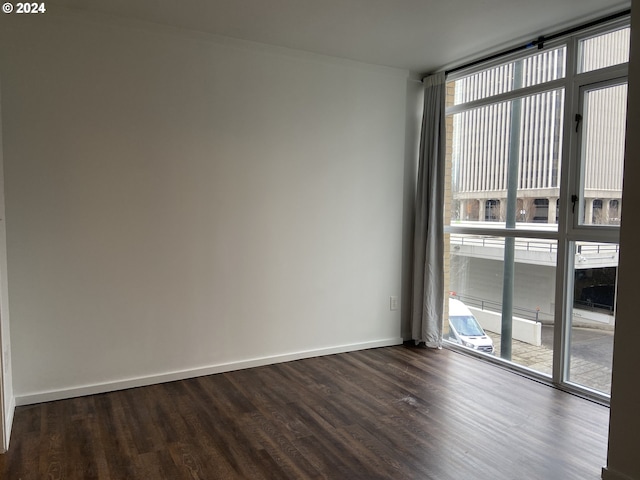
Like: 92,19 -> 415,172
484,324 -> 613,394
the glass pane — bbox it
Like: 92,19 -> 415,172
578,82 -> 627,226
568,241 -> 617,394
446,46 -> 566,107
578,27 -> 630,74
446,234 -> 556,376
448,89 -> 564,230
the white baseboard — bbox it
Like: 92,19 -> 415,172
15,338 -> 403,406
4,395 -> 15,451
602,466 -> 638,480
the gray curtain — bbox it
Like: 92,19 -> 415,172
411,72 -> 445,348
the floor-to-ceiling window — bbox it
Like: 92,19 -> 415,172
443,17 -> 629,401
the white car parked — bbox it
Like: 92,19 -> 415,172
448,298 -> 495,354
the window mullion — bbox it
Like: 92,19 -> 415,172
552,36 -> 578,387
445,77 -> 569,116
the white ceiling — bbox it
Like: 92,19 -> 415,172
47,0 -> 630,72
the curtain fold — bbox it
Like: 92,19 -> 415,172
411,72 -> 446,348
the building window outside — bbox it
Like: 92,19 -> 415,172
592,199 -> 603,224
443,19 -> 629,399
533,199 -> 549,223
485,200 -> 500,221
609,200 -> 620,225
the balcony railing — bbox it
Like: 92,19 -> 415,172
450,293 -> 545,323
450,235 -> 619,255
451,292 -> 615,321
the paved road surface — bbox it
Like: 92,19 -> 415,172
485,325 -> 614,393
541,325 -> 614,369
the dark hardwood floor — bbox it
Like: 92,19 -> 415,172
0,345 -> 609,479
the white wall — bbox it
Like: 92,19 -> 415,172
0,12 -> 412,403
0,79 -> 14,451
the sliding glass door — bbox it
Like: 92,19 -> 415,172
562,78 -> 627,395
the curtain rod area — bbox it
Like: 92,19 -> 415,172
442,8 -> 631,77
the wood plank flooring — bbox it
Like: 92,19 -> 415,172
0,345 -> 609,479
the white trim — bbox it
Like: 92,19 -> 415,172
601,466 -> 637,480
445,224 -> 560,240
14,338 -> 403,407
445,77 -> 569,116
1,395 -> 14,453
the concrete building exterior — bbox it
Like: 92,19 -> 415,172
448,28 -> 629,226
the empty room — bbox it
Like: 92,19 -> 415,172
0,0 -> 639,479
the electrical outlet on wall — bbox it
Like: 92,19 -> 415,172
390,296 -> 399,311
